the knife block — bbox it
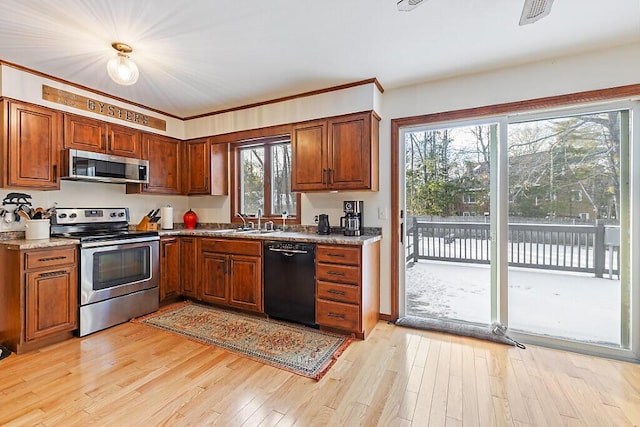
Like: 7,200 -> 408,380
136,217 -> 159,231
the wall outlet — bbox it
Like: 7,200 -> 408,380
378,207 -> 388,220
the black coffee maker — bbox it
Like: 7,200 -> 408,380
340,200 -> 363,236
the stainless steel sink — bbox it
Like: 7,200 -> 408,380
235,229 -> 280,235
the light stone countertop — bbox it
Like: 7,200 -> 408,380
0,237 -> 81,250
0,227 -> 381,249
158,228 -> 381,246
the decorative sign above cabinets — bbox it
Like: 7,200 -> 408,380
42,85 -> 167,131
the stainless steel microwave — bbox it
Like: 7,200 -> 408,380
61,149 -> 149,184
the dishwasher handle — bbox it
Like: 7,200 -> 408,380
267,247 -> 309,255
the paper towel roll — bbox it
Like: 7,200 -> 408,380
160,206 -> 173,229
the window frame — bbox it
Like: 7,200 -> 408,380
230,134 -> 301,225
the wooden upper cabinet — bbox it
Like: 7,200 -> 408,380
64,114 -> 141,158
210,142 -> 228,196
328,113 -> 375,191
184,138 -> 210,195
183,138 -> 228,196
1,100 -> 61,190
291,120 -> 327,191
291,111 -> 379,192
107,123 -> 141,158
128,133 -> 182,194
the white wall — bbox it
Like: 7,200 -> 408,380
186,84 -> 378,138
0,183 -> 189,233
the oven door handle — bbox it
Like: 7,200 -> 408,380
81,235 -> 160,248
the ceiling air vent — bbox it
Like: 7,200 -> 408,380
397,0 -> 427,12
519,0 -> 554,26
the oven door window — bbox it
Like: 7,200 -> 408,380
92,246 -> 150,290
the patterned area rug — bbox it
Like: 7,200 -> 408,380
133,302 -> 353,380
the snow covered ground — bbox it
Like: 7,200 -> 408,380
405,260 -> 622,345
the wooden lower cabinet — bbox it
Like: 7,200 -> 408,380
315,241 -> 380,339
198,238 -> 263,313
180,236 -> 198,299
159,236 -> 181,303
200,251 -> 228,304
0,245 -> 78,354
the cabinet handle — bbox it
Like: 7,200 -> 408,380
327,289 -> 346,295
322,168 -> 327,184
38,256 -> 67,262
38,270 -> 68,278
328,168 -> 333,184
327,253 -> 345,258
328,271 -> 345,276
328,312 -> 345,319
53,165 -> 58,183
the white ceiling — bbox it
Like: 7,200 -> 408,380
0,0 -> 638,118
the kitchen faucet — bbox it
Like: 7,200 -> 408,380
235,212 -> 248,229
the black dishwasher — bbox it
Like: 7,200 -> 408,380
264,241 -> 317,327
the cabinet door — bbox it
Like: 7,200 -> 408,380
200,252 -> 228,305
25,266 -> 77,341
5,101 -> 61,189
210,142 -> 228,196
228,255 -> 262,312
107,123 -> 141,158
327,113 -> 371,190
291,120 -> 328,191
184,138 -> 210,195
181,237 -> 198,299
130,133 -> 182,194
160,237 -> 181,302
64,114 -> 105,152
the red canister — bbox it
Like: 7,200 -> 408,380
183,209 -> 198,229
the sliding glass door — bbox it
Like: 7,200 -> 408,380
400,104 -> 634,356
507,110 -> 630,347
403,122 -> 497,326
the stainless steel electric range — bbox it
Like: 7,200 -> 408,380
51,208 -> 159,336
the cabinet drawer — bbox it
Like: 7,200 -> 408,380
317,280 -> 359,304
200,238 -> 261,256
317,245 -> 360,265
25,247 -> 76,270
317,263 -> 360,285
316,299 -> 359,332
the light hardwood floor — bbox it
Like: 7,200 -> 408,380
1,320 -> 639,426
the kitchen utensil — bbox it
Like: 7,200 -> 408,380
17,210 -> 31,221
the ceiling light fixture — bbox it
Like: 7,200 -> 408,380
107,42 -> 139,86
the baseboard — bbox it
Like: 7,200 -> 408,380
378,313 -> 396,322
